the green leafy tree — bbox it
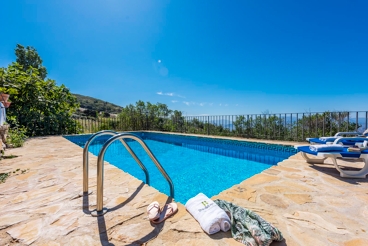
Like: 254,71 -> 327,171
170,110 -> 184,132
292,111 -> 359,141
0,62 -> 79,136
15,44 -> 48,80
116,101 -> 175,131
83,109 -> 98,118
233,115 -> 247,136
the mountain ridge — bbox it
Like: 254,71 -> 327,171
73,93 -> 123,116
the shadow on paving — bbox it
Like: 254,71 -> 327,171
81,182 -> 173,245
309,164 -> 368,184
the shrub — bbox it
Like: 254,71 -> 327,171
8,125 -> 28,147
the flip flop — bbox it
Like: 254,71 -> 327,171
147,201 -> 160,221
151,202 -> 178,224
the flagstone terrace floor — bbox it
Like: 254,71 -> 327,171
0,135 -> 368,245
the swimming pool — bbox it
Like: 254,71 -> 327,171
65,132 -> 297,203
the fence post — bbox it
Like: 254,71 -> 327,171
296,113 -> 298,141
207,116 -> 209,135
246,115 -> 249,138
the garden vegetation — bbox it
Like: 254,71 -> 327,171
0,44 -> 79,137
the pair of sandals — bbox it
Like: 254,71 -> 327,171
147,201 -> 178,224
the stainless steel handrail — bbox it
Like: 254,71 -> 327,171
83,130 -> 150,194
83,130 -> 117,193
91,132 -> 174,217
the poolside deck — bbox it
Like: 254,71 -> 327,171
0,135 -> 368,245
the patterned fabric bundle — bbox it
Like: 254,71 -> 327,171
213,199 -> 283,246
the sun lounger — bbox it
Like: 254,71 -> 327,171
307,129 -> 368,146
332,137 -> 368,146
296,143 -> 368,178
306,130 -> 368,145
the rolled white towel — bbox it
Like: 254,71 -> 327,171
309,144 -> 344,152
185,193 -> 231,234
220,218 -> 231,232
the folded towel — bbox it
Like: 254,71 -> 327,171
354,142 -> 364,148
185,193 -> 231,235
309,144 -> 344,152
350,141 -> 368,151
319,136 -> 341,142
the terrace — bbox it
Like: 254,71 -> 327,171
1,133 -> 367,245
2,1 -> 368,244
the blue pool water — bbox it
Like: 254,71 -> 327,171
65,132 -> 297,204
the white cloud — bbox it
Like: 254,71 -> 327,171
183,101 -> 196,106
157,92 -> 185,98
179,101 -> 234,107
171,100 -> 178,103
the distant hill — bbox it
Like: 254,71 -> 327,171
73,93 -> 123,117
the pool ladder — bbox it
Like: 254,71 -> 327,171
82,130 -> 174,216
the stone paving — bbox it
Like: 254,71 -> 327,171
0,135 -> 368,246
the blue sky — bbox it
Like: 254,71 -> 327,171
1,0 -> 367,116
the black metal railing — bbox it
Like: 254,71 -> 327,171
71,111 -> 368,142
